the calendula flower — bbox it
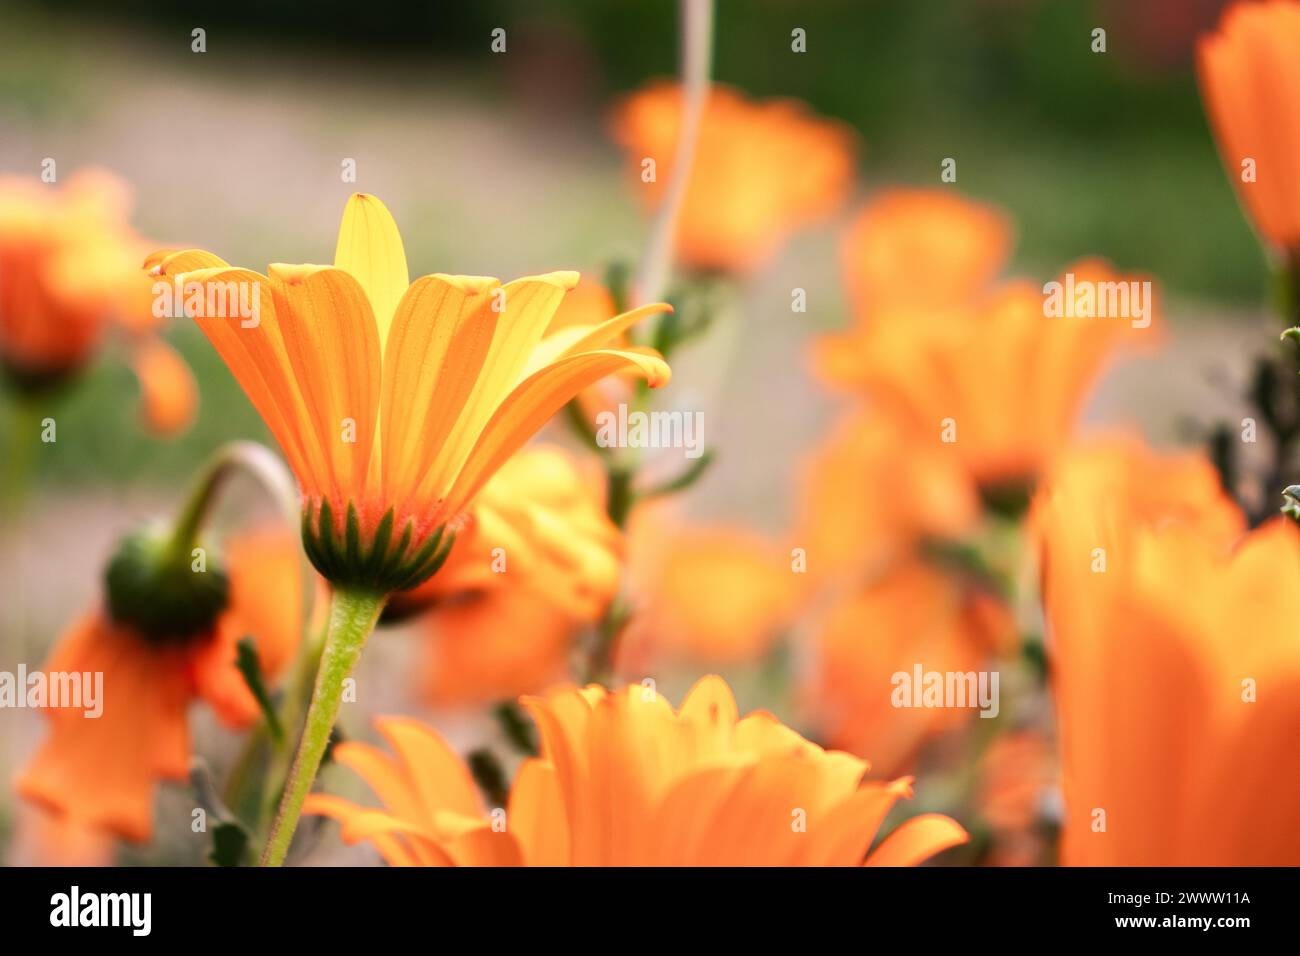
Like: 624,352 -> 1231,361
820,258 -> 1160,494
384,446 -> 621,704
149,193 -> 669,595
306,676 -> 968,866
0,169 -> 195,433
794,409 -> 980,585
1198,0 -> 1300,254
805,560 -> 1013,777
1036,439 -> 1300,864
16,527 -> 301,842
620,512 -> 800,665
611,82 -> 856,274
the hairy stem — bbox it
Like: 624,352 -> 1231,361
260,586 -> 385,866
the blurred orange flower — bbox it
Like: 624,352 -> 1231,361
976,729 -> 1056,867
794,409 -> 980,584
612,82 -> 857,273
306,676 -> 969,866
149,193 -> 670,593
0,169 -> 195,434
621,512 -> 800,664
1037,439 -> 1300,864
385,446 -> 621,704
16,528 -> 301,842
806,560 -> 1013,777
820,259 -> 1160,492
1198,0 -> 1300,253
840,188 -> 1013,322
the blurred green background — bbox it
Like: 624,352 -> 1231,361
0,0 -> 1258,492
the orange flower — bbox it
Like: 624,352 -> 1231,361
805,560 -> 1013,777
306,676 -> 968,866
820,259 -> 1160,491
0,169 -> 195,433
840,188 -> 1013,322
1037,439 -> 1300,864
1198,0 -> 1300,252
149,193 -> 670,593
621,512 -> 800,664
611,82 -> 857,273
384,446 -> 621,704
16,527 -> 301,841
794,409 -> 980,584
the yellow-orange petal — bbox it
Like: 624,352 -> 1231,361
333,193 -> 410,347
864,813 -> 969,867
446,347 -> 671,515
130,338 -> 197,436
379,274 -> 498,514
266,263 -> 382,511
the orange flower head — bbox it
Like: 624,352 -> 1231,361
805,559 -> 1014,777
612,82 -> 857,274
149,194 -> 670,594
1037,438 -> 1300,864
0,170 -> 196,433
1198,0 -> 1300,252
622,512 -> 801,665
822,257 -> 1162,492
794,409 -> 980,584
16,526 -> 301,842
306,676 -> 969,866
840,188 -> 1013,322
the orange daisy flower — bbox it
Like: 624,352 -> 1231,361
306,676 -> 969,866
16,527 -> 301,842
149,193 -> 670,594
1037,439 -> 1300,864
1198,0 -> 1300,253
0,169 -> 195,434
611,82 -> 857,274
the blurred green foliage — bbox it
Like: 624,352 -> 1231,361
0,0 -> 1270,490
24,0 -> 1264,303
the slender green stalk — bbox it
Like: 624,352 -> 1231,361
254,609 -> 330,834
634,0 -> 715,306
260,586 -> 385,866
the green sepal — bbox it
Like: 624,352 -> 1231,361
301,499 -> 456,593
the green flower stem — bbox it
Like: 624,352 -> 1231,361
254,609 -> 330,834
166,441 -> 299,564
260,586 -> 386,867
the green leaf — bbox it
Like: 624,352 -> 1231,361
493,701 -> 538,756
235,636 -> 283,743
636,449 -> 716,503
467,748 -> 510,808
